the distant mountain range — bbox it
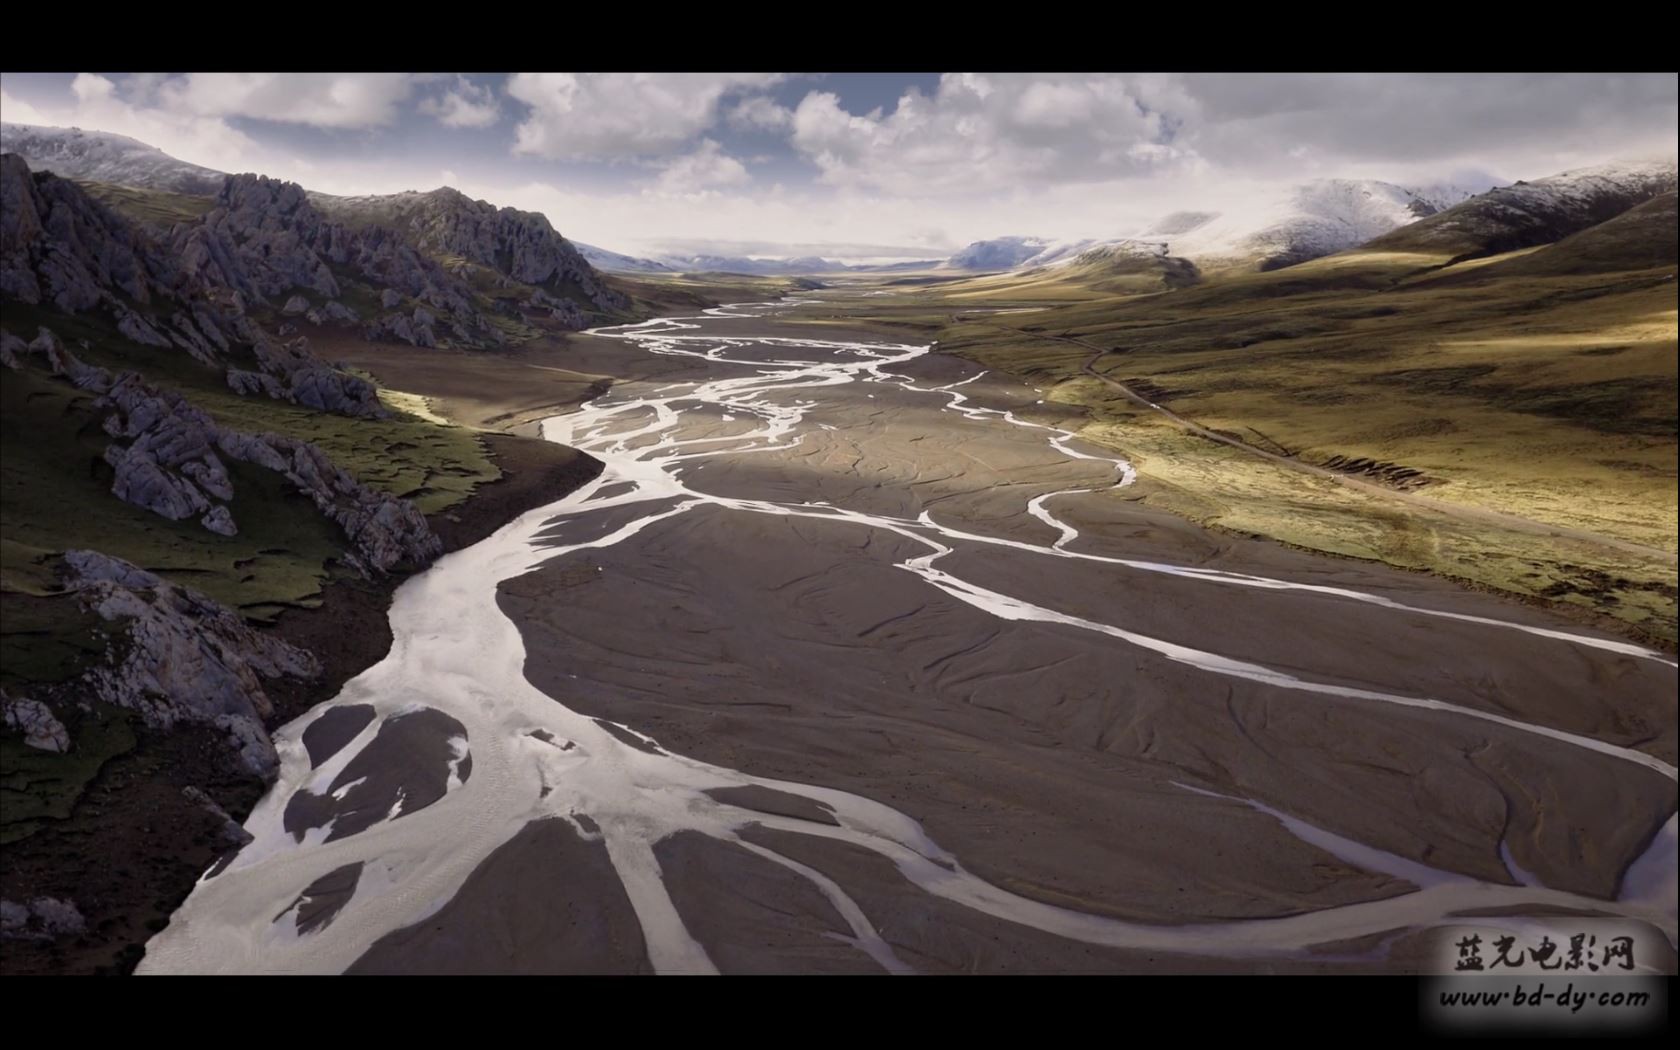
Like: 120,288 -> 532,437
1364,159 -> 1679,261
942,179 -> 1491,275
6,122 -> 1673,283
575,245 -> 942,276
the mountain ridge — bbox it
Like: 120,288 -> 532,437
1,122 -> 623,336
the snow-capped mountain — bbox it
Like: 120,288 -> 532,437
1165,179 -> 1487,269
942,236 -> 1056,270
1019,238 -> 1170,269
0,122 -> 226,196
1366,158 -> 1678,259
574,242 -> 675,273
944,179 -> 1498,273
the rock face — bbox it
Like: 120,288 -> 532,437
5,134 -> 629,348
315,186 -> 626,320
1,152 -> 172,311
61,550 -> 320,776
246,332 -> 386,418
100,371 -> 238,533
5,327 -> 438,568
215,429 -> 443,575
174,174 -> 506,347
365,311 -> 436,348
529,287 -> 584,328
1,155 -> 392,418
304,300 -> 358,326
1,693 -> 70,753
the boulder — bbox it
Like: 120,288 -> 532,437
99,371 -> 237,532
0,897 -> 85,942
1,693 -> 70,753
62,549 -> 321,778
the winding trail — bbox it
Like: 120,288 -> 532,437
138,299 -> 1678,975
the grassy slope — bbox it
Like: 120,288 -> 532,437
825,244 -> 1679,644
0,298 -> 511,852
74,180 -> 215,227
1,304 -> 498,642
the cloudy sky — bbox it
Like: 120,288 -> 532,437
2,72 -> 1675,260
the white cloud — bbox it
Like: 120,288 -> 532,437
47,74 -> 271,173
652,139 -> 752,194
1164,73 -> 1678,175
727,95 -> 794,132
4,72 -> 1674,262
0,73 -> 434,193
150,73 -> 417,129
0,88 -> 53,126
789,74 -> 1187,195
506,73 -> 783,159
419,76 -> 501,128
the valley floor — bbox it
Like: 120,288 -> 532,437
807,257 -> 1679,650
136,300 -> 1677,975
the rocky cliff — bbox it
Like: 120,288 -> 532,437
2,124 -> 630,341
315,187 -> 627,315
1,154 -> 385,418
174,174 -> 517,348
60,550 -> 320,777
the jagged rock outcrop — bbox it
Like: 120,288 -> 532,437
530,287 -> 585,327
304,300 -> 358,326
215,430 -> 442,574
1,326 -> 110,389
2,693 -> 70,753
103,366 -> 430,568
315,185 -> 626,323
246,333 -> 386,417
365,311 -> 436,348
0,897 -> 86,941
100,371 -> 239,534
1,152 -> 173,311
166,305 -> 232,366
174,174 -> 504,348
6,125 -> 623,326
2,156 -> 396,417
60,550 -> 320,776
226,367 -> 286,399
7,328 -> 436,568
